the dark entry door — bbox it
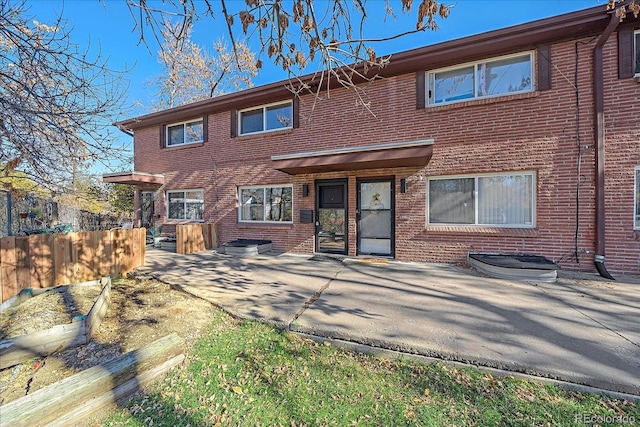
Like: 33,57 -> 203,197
357,179 -> 394,256
316,179 -> 348,254
141,191 -> 154,228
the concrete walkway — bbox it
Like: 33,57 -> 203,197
136,248 -> 640,397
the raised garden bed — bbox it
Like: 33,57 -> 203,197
223,239 -> 272,256
0,277 -> 112,369
151,235 -> 177,251
468,252 -> 559,283
160,238 -> 177,251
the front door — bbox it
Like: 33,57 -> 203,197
316,179 -> 348,254
357,179 -> 394,256
141,191 -> 154,229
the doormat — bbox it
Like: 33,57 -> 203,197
354,258 -> 389,265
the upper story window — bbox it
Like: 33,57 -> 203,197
635,30 -> 640,76
166,119 -> 204,146
427,171 -> 536,227
427,52 -> 534,106
239,185 -> 293,223
239,101 -> 293,135
167,189 -> 204,221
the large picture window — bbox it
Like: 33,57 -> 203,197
635,167 -> 640,230
166,119 -> 204,146
167,190 -> 204,221
239,185 -> 293,223
428,172 -> 535,227
239,101 -> 293,135
427,52 -> 533,105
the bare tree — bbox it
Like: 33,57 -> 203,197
0,0 -> 130,193
150,21 -> 258,110
611,0 -> 640,20
126,0 -> 451,105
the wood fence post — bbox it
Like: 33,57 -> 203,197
140,227 -> 146,267
15,237 -> 30,291
99,230 -> 112,278
176,224 -> 183,254
1,236 -> 18,301
29,234 -> 55,289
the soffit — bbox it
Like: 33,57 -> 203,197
102,171 -> 165,186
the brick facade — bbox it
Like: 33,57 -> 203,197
122,8 -> 640,275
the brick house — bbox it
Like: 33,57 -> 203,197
105,3 -> 640,275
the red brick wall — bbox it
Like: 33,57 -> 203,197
133,33 -> 640,275
601,33 -> 640,274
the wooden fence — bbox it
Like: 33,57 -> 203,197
0,228 -> 146,303
176,223 -> 218,255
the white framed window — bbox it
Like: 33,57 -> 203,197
427,52 -> 534,106
239,185 -> 293,223
635,166 -> 640,230
427,172 -> 536,227
167,189 -> 204,221
239,101 -> 293,135
166,119 -> 204,146
635,30 -> 640,76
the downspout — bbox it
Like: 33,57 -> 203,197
592,11 -> 619,280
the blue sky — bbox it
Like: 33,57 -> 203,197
23,0 -> 603,171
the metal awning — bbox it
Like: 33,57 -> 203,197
271,139 -> 434,175
102,171 -> 165,186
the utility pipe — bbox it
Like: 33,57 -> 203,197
592,10 -> 620,280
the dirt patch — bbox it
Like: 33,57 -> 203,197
0,277 -> 217,406
0,283 -> 103,339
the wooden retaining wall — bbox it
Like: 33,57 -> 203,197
176,223 -> 218,255
0,228 -> 145,303
0,333 -> 185,427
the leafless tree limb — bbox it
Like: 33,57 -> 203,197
0,0 -> 130,194
125,0 -> 452,112
148,21 -> 258,110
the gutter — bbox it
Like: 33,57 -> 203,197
115,124 -> 134,137
592,10 -> 620,280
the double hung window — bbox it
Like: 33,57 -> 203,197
167,190 -> 204,221
428,172 -> 535,227
239,185 -> 293,223
166,119 -> 204,146
427,52 -> 534,105
239,101 -> 293,135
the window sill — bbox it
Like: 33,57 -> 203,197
425,91 -> 539,112
425,225 -> 539,238
237,128 -> 293,139
238,222 -> 293,228
163,141 -> 205,151
634,76 -> 640,83
164,219 -> 205,224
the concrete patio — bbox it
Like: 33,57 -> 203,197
135,247 -> 640,398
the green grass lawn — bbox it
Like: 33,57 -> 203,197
104,310 -> 639,426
